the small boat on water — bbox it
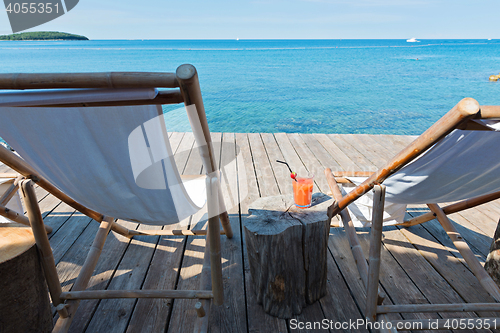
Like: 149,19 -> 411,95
406,38 -> 419,42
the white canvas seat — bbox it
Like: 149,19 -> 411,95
344,127 -> 500,226
0,95 -> 206,225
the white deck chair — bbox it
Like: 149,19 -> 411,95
0,65 -> 233,333
324,98 -> 500,331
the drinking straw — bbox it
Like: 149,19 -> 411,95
276,160 -> 297,181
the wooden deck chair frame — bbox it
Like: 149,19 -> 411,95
324,98 -> 500,331
0,64 -> 233,333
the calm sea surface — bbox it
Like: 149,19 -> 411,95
1,39 -> 499,135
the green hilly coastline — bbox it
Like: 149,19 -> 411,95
0,31 -> 88,41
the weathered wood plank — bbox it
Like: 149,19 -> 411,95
49,213 -> 93,264
236,133 -> 288,333
312,133 -> 359,172
168,132 -> 185,155
328,227 -> 401,323
173,132 -> 195,173
343,134 -> 387,168
207,132 -> 247,333
274,133 -> 320,194
287,133 -> 330,193
356,229 -> 446,330
274,133 -> 310,179
126,131 -> 196,333
419,210 -> 491,262
382,218 -> 483,325
271,133 -> 328,328
299,133 -> 342,172
248,133 -> 280,197
83,222 -> 161,333
318,251 -> 370,333
162,130 -> 210,331
357,134 -> 398,158
398,223 -> 500,317
368,134 -> 412,155
166,133 -> 222,332
260,133 -> 290,196
126,234 -> 185,333
327,134 -> 377,173
456,206 -> 498,239
54,220 -> 136,329
293,135 -> 367,331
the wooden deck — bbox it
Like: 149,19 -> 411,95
8,132 -> 500,332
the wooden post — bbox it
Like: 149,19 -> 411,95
325,169 -> 386,304
193,216 -> 213,333
193,299 -> 211,333
325,169 -> 369,284
207,175 -> 224,306
195,302 -> 206,317
365,185 -> 386,322
428,203 -> 500,302
176,64 -> 233,239
20,179 -> 64,311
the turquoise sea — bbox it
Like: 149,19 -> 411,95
1,39 -> 500,135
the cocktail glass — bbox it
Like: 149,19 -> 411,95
293,174 -> 314,209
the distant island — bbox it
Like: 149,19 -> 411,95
0,31 -> 88,41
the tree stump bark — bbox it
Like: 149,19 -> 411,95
485,219 -> 500,285
244,193 -> 331,318
0,223 -> 52,333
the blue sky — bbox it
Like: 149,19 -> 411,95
1,0 -> 499,39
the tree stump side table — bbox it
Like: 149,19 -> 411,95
0,222 -> 52,333
244,193 -> 331,318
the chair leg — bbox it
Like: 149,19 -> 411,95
366,185 -> 386,322
428,203 -> 500,302
194,222 -> 213,333
207,176 -> 224,306
20,179 -> 65,316
324,168 -> 386,303
52,216 -> 113,333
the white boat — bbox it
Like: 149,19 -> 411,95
406,38 -> 419,42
